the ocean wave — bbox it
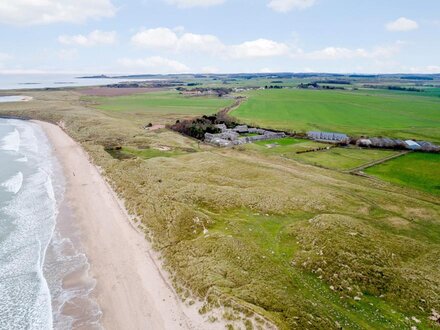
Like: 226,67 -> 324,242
1,128 -> 20,153
1,172 -> 24,194
0,121 -> 56,330
16,156 -> 28,162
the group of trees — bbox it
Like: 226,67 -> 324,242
169,113 -> 237,140
364,85 -> 423,92
297,82 -> 346,90
264,85 -> 284,89
176,87 -> 232,97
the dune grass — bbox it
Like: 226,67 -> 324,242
1,90 -> 439,329
232,89 -> 440,142
107,146 -> 196,160
366,152 -> 440,195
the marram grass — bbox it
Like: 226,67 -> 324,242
1,90 -> 439,329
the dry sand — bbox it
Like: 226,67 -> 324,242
36,121 -> 216,330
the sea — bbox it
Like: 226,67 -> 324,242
0,73 -> 150,90
0,119 -> 101,329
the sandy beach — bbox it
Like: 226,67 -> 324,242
36,121 -> 209,330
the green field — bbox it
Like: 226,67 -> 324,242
248,139 -> 398,170
366,152 -> 440,195
232,89 -> 440,142
247,137 -> 330,154
292,147 -> 398,170
94,91 -> 233,119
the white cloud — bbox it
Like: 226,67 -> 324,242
177,33 -> 224,53
300,42 -> 402,60
131,28 -> 179,49
268,0 -> 316,13
408,65 -> 440,74
0,0 -> 116,26
58,30 -> 117,47
230,39 -> 290,58
118,56 -> 190,73
386,17 -> 419,32
165,0 -> 225,8
131,28 -> 224,53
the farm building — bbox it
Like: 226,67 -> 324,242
356,139 -> 372,147
368,137 -> 403,149
205,125 -> 285,147
308,131 -> 349,144
417,141 -> 440,152
404,140 -> 421,150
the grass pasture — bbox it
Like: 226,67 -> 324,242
366,152 -> 440,195
92,90 -> 234,124
247,137 -> 331,155
248,138 -> 399,170
292,147 -> 399,170
232,89 -> 440,142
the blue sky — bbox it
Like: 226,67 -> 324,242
0,0 -> 439,74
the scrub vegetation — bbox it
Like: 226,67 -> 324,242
1,85 -> 439,329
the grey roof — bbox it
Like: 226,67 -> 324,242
307,131 -> 348,141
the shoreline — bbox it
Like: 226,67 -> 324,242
36,120 -> 211,329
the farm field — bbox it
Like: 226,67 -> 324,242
248,139 -> 399,170
247,137 -> 331,155
91,90 -> 234,123
366,152 -> 440,195
232,89 -> 440,142
291,147 -> 399,170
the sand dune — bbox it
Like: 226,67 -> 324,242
37,121 -> 213,330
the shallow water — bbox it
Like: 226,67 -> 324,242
0,73 -> 152,90
0,119 -> 101,329
0,96 -> 30,103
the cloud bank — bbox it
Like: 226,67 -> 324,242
0,0 -> 116,26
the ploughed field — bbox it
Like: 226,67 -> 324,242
1,89 -> 439,329
232,89 -> 440,142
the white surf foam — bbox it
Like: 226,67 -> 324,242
16,156 -> 28,162
1,172 -> 23,194
1,128 -> 20,153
